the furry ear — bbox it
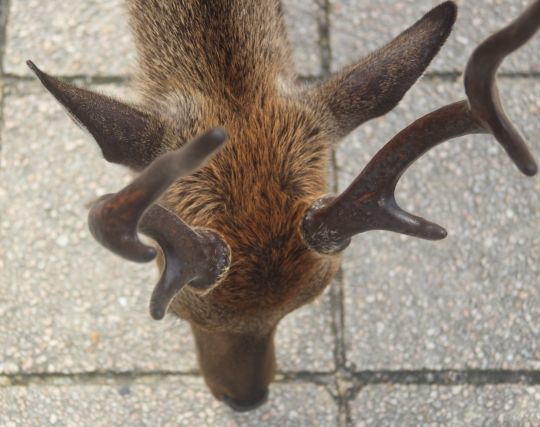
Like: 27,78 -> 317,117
27,60 -> 165,170
311,1 -> 457,139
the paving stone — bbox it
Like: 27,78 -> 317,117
330,0 -> 540,74
4,0 -> 322,78
282,0 -> 323,77
337,78 -> 540,369
276,285 -> 336,372
4,0 -> 135,77
352,385 -> 540,426
0,82 -> 196,374
0,81 -> 3,153
0,378 -> 338,427
0,80 -> 335,375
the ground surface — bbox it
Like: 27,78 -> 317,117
1,1 -> 539,426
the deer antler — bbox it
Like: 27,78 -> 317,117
27,62 -> 231,319
88,129 -> 231,319
302,0 -> 539,254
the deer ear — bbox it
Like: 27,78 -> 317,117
27,60 -> 165,170
312,1 -> 457,139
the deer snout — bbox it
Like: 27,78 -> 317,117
222,388 -> 269,412
190,324 -> 276,412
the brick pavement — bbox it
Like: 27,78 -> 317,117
1,1 -> 539,426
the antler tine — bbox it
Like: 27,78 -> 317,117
89,128 -> 230,319
140,204 -> 231,320
465,0 -> 540,176
88,128 -> 227,262
302,1 -> 539,254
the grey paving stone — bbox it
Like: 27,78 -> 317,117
4,0 -> 135,77
282,0 -> 323,77
352,385 -> 540,426
4,0 -> 322,78
276,285 -> 336,372
330,0 -> 540,74
0,80 -> 335,375
337,78 -> 540,369
0,82 -> 196,374
0,81 -> 3,153
0,378 -> 338,427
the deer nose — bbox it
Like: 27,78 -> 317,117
222,389 -> 269,412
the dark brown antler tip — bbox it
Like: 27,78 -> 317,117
207,127 -> 228,142
522,161 -> 538,177
425,224 -> 448,240
496,126 -> 538,176
150,305 -> 166,321
386,204 -> 448,241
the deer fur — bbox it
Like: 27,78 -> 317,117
31,0 -> 459,411
129,2 -> 343,407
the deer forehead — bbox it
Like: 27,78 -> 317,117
161,99 -> 331,218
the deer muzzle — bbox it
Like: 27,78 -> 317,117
190,324 -> 276,412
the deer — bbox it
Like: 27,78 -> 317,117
26,0 -> 539,412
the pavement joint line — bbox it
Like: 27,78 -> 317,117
422,71 -> 540,81
0,0 -> 9,76
2,71 -> 540,89
1,73 -> 323,87
2,73 -> 131,86
0,0 -> 10,159
319,0 -> 354,425
317,0 -> 331,77
1,371 -> 199,388
0,370 -> 336,388
351,369 -> 540,387
0,69 -> 4,164
329,250 -> 351,427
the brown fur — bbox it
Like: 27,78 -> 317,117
125,0 -> 345,336
125,3 -> 345,405
34,0 -> 457,409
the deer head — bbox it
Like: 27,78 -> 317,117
28,0 -> 538,411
